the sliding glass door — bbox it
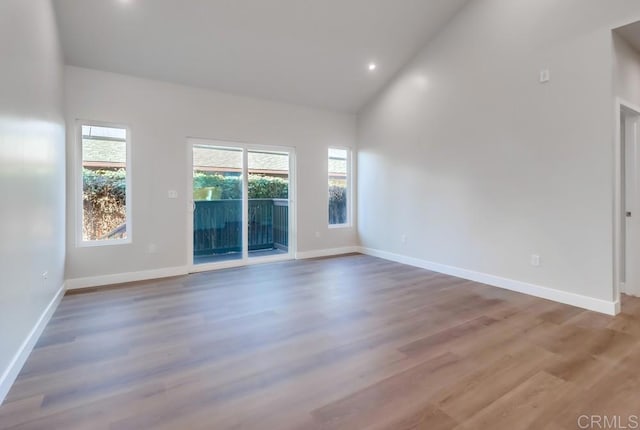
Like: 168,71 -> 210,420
192,145 -> 243,264
190,140 -> 294,268
248,150 -> 289,259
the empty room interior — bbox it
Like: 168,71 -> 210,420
6,1 -> 640,429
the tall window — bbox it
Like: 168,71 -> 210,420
79,123 -> 130,244
328,147 -> 350,226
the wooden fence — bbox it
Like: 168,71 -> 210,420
272,199 -> 289,250
193,199 -> 289,256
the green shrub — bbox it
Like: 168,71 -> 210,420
82,170 -> 346,235
193,173 -> 242,199
193,173 -> 288,199
248,175 -> 288,199
83,169 -> 126,203
82,169 -> 127,240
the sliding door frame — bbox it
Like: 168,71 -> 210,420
186,137 -> 297,273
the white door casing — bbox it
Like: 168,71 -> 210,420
623,105 -> 640,297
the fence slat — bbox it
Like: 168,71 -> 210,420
194,199 -> 289,256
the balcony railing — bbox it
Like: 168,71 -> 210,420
193,199 -> 288,256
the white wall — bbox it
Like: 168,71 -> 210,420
614,33 -> 640,106
64,66 -> 357,280
0,0 -> 66,401
358,0 -> 640,305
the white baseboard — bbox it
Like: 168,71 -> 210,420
67,248 -> 361,289
65,266 -> 189,290
295,246 -> 360,260
359,247 -> 619,316
0,283 -> 66,405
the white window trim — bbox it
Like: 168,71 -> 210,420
76,119 -> 133,247
328,146 -> 352,228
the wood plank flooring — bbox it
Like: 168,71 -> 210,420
1,254 -> 640,429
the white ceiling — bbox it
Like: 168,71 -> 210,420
52,0 -> 469,113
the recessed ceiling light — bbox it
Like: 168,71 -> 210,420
368,63 -> 377,71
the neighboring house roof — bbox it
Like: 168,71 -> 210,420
193,147 -> 290,173
83,139 -> 126,164
83,139 -> 347,175
329,158 -> 347,175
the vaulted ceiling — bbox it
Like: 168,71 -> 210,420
53,0 -> 469,112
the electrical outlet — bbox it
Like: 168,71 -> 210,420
401,234 -> 407,244
315,232 -> 321,238
147,243 -> 158,254
530,254 -> 541,267
168,190 -> 178,199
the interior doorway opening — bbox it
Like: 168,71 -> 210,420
620,102 -> 640,298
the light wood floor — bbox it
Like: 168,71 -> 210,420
2,254 -> 640,430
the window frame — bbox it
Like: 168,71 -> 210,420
328,146 -> 352,228
76,120 -> 132,247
